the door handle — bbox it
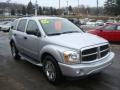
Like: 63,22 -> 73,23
24,36 -> 27,40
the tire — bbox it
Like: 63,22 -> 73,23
43,55 -> 62,84
11,42 -> 21,60
7,28 -> 10,32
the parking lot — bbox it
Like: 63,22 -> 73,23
0,31 -> 120,90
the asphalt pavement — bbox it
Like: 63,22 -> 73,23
0,31 -> 120,90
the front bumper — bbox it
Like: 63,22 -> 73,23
58,52 -> 114,77
2,27 -> 10,31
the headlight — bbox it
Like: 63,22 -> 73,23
63,51 -> 80,64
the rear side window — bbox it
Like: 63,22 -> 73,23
12,20 -> 19,30
17,19 -> 27,32
117,26 -> 120,30
102,25 -> 116,31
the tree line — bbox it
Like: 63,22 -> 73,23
11,1 -> 58,16
10,1 -> 105,16
104,0 -> 120,16
8,0 -> 120,16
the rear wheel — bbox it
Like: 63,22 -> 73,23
43,55 -> 61,84
11,42 -> 21,60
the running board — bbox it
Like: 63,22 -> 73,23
20,53 -> 43,67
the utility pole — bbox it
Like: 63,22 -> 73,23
67,1 -> 68,7
6,0 -> 11,3
66,1 -> 69,15
78,0 -> 80,14
35,0 -> 38,16
97,0 -> 99,16
6,0 -> 11,16
59,0 -> 60,9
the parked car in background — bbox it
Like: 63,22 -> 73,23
80,19 -> 86,25
96,20 -> 104,26
68,18 -> 75,23
88,23 -> 120,42
9,16 -> 114,83
1,21 -> 12,32
105,20 -> 116,24
68,18 -> 81,27
0,22 -> 3,31
86,19 -> 96,26
0,21 -> 7,31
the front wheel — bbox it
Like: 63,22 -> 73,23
11,43 -> 21,60
43,55 -> 61,84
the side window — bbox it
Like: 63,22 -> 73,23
102,25 -> 116,31
117,26 -> 120,30
17,19 -> 27,32
11,20 -> 19,30
26,20 -> 39,36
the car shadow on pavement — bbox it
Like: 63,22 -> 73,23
13,58 -> 107,85
110,42 -> 120,45
3,55 -> 118,90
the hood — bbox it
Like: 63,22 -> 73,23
2,25 -> 11,27
46,33 -> 108,50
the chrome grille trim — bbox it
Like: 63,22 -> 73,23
100,48 -> 109,53
81,43 -> 110,63
82,52 -> 98,57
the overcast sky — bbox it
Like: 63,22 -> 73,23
1,0 -> 106,8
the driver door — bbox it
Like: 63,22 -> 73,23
23,20 -> 41,60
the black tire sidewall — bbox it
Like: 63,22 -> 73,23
11,43 -> 20,60
43,55 -> 61,84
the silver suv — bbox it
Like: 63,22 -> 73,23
9,16 -> 114,83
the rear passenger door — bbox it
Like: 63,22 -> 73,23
15,19 -> 27,53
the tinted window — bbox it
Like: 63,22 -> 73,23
26,20 -> 39,35
102,25 -> 116,30
12,20 -> 19,30
17,19 -> 27,32
117,26 -> 120,30
39,19 -> 82,35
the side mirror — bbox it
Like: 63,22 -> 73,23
11,26 -> 13,29
27,29 -> 41,37
36,29 -> 41,37
99,30 -> 103,32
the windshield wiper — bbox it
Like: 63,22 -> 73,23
47,33 -> 62,36
47,31 -> 80,36
62,31 -> 80,34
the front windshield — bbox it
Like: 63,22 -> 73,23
6,23 -> 11,26
97,20 -> 103,22
39,18 -> 83,36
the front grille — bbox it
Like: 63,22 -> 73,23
100,44 -> 109,58
100,49 -> 109,57
82,54 -> 97,61
100,45 -> 109,51
82,47 -> 97,55
81,44 -> 109,62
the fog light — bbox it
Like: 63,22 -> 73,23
76,70 -> 80,74
76,69 -> 85,76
